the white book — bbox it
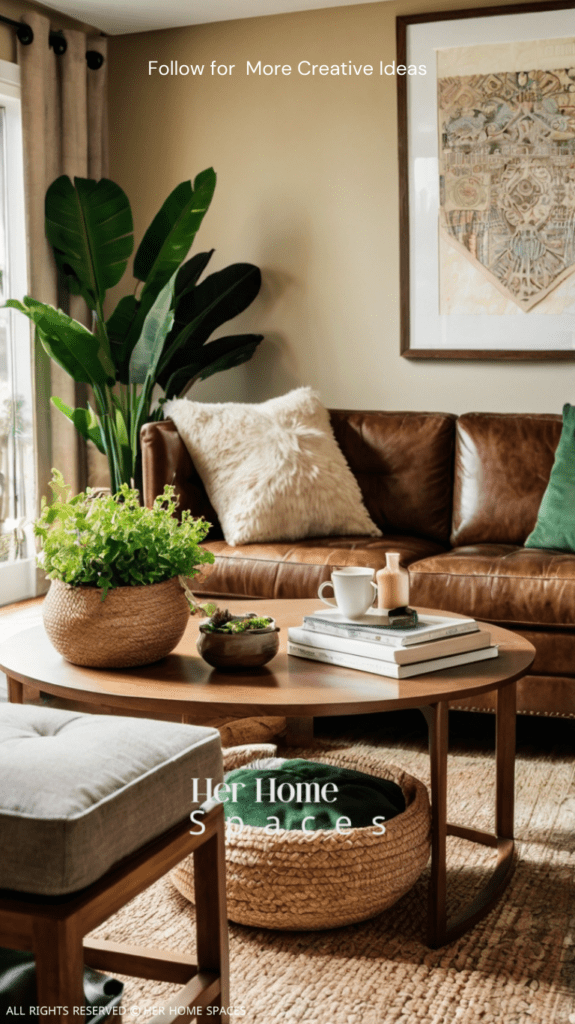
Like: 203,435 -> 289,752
288,625 -> 491,665
303,608 -> 479,647
287,640 -> 498,679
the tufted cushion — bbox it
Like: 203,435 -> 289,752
0,704 -> 223,896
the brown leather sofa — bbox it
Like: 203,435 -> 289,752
142,410 -> 574,718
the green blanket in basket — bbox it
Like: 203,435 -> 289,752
223,759 -> 405,830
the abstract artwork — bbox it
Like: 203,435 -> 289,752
398,6 -> 575,357
438,64 -> 575,311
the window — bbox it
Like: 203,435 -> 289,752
0,59 -> 36,605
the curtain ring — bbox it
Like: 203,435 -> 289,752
16,23 -> 34,46
49,31 -> 67,56
86,50 -> 105,70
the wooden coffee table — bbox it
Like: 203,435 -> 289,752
0,599 -> 534,947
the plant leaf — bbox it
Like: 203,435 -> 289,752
157,263 -> 261,386
196,335 -> 263,381
132,380 -> 154,453
45,175 -> 133,313
107,294 -> 140,346
110,169 -> 216,374
106,294 -> 141,382
172,263 -> 261,348
4,297 -> 113,388
128,272 -> 176,385
134,169 -> 216,298
174,250 -> 214,300
51,397 -> 106,452
163,334 -> 263,398
104,253 -> 215,382
114,406 -> 132,483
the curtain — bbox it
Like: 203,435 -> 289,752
17,13 -> 109,501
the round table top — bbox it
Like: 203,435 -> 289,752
0,599 -> 535,718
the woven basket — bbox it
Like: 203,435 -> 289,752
171,743 -> 431,930
43,577 -> 190,668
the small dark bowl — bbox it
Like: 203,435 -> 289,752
197,619 -> 280,671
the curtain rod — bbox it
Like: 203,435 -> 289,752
0,14 -> 105,69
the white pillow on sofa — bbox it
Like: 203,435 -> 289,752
163,388 -> 382,546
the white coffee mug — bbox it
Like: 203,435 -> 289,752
318,567 -> 378,620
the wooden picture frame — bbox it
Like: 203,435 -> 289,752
397,1 -> 575,360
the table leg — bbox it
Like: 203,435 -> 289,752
285,717 -> 314,747
424,701 -> 449,947
496,680 -> 516,839
420,683 -> 517,948
7,675 -> 23,704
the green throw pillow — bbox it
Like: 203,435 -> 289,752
223,759 -> 406,830
525,403 -> 575,553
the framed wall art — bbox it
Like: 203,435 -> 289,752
397,1 -> 575,359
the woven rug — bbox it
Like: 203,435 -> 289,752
90,728 -> 575,1024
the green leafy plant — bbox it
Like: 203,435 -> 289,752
35,469 -> 214,599
200,608 -> 274,633
5,170 -> 263,493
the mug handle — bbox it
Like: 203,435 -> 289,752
370,581 -> 378,606
318,580 -> 337,607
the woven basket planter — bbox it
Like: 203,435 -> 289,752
43,577 -> 190,668
171,743 -> 431,930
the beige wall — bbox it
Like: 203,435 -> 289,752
0,0 -> 99,62
108,1 -> 572,414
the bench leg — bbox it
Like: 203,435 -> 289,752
7,675 -> 24,703
33,917 -> 85,1021
194,807 -> 230,1022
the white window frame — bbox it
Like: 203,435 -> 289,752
0,58 -> 38,606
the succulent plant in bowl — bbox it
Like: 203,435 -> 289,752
200,609 -> 276,634
197,609 -> 280,670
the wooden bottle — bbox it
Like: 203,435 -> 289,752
376,553 -> 409,613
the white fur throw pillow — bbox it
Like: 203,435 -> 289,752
163,388 -> 381,546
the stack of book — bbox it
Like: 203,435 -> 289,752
287,608 -> 497,679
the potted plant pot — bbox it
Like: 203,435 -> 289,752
35,472 -> 215,670
43,577 -> 190,669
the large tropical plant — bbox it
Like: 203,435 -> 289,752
4,169 -> 263,493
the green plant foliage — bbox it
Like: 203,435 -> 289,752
4,170 -> 263,495
45,176 -> 134,315
201,610 -> 274,633
4,298 -> 115,387
35,470 -> 214,599
134,171 -> 216,295
157,260 -> 262,392
128,272 -> 176,386
218,616 -> 273,633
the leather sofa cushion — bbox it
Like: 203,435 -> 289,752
330,410 -> 456,546
142,411 -> 456,547
451,413 -> 562,547
141,418 -> 223,537
192,535 -> 447,599
409,544 -> 575,629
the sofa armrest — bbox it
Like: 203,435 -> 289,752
140,420 -> 223,536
